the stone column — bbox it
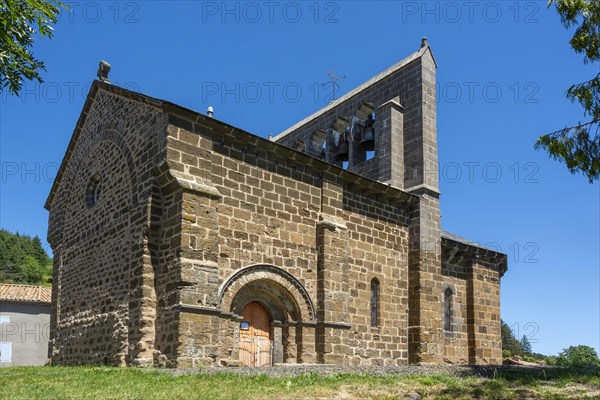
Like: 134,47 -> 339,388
283,323 -> 297,363
377,97 -> 405,188
315,173 -> 351,364
155,151 -> 223,367
176,189 -> 222,367
407,192 -> 442,365
297,322 -> 317,363
127,184 -> 159,367
406,50 -> 443,365
273,321 -> 284,364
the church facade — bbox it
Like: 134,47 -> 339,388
45,42 -> 507,367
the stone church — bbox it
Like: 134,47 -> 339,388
45,41 -> 507,367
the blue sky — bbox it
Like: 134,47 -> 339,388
0,1 -> 598,356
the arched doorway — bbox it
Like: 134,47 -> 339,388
239,302 -> 271,367
219,265 -> 317,365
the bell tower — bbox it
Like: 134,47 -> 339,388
273,40 -> 443,364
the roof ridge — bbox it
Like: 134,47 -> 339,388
0,282 -> 48,288
0,283 -> 52,303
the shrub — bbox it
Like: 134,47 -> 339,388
557,345 -> 600,368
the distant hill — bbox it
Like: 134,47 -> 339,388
0,229 -> 52,286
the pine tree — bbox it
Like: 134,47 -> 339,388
501,319 -> 523,356
521,335 -> 533,356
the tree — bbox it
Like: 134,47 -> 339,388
521,335 -> 533,356
501,319 -> 523,356
0,229 -> 52,285
21,255 -> 45,284
536,0 -> 600,182
557,345 -> 600,367
0,0 -> 67,96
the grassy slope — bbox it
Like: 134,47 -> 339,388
1,367 -> 599,399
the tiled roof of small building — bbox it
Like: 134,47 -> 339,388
0,283 -> 52,304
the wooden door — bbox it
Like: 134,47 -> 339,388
239,302 -> 271,367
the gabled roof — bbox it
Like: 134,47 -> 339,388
442,230 -> 490,250
0,284 -> 52,304
271,44 -> 437,142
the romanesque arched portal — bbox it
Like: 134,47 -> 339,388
219,265 -> 316,365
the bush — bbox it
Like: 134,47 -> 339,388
522,354 -> 540,363
557,345 -> 600,368
545,356 -> 559,366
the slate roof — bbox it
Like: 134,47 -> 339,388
441,230 -> 485,249
0,284 -> 52,304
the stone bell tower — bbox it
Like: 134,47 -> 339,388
273,39 -> 443,364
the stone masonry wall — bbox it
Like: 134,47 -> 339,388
440,250 -> 470,364
46,84 -> 168,365
467,260 -> 502,365
441,239 -> 505,365
162,112 -> 416,366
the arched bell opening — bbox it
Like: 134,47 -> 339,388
330,117 -> 350,166
353,103 -> 377,162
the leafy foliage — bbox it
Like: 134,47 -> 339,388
0,0 -> 67,96
0,229 -> 52,285
556,345 -> 600,367
501,319 -> 523,356
536,0 -> 600,182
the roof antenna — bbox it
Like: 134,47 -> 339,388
322,69 -> 346,102
97,60 -> 111,83
207,106 -> 214,118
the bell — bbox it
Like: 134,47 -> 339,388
335,140 -> 349,162
359,115 -> 375,152
335,130 -> 349,162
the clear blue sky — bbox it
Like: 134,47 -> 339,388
0,1 -> 598,357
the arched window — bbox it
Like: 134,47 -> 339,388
370,278 -> 380,327
444,288 -> 453,331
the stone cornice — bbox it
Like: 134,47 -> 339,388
379,96 -> 405,111
317,213 -> 348,231
156,161 -> 222,198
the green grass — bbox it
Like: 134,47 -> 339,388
1,366 -> 599,399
